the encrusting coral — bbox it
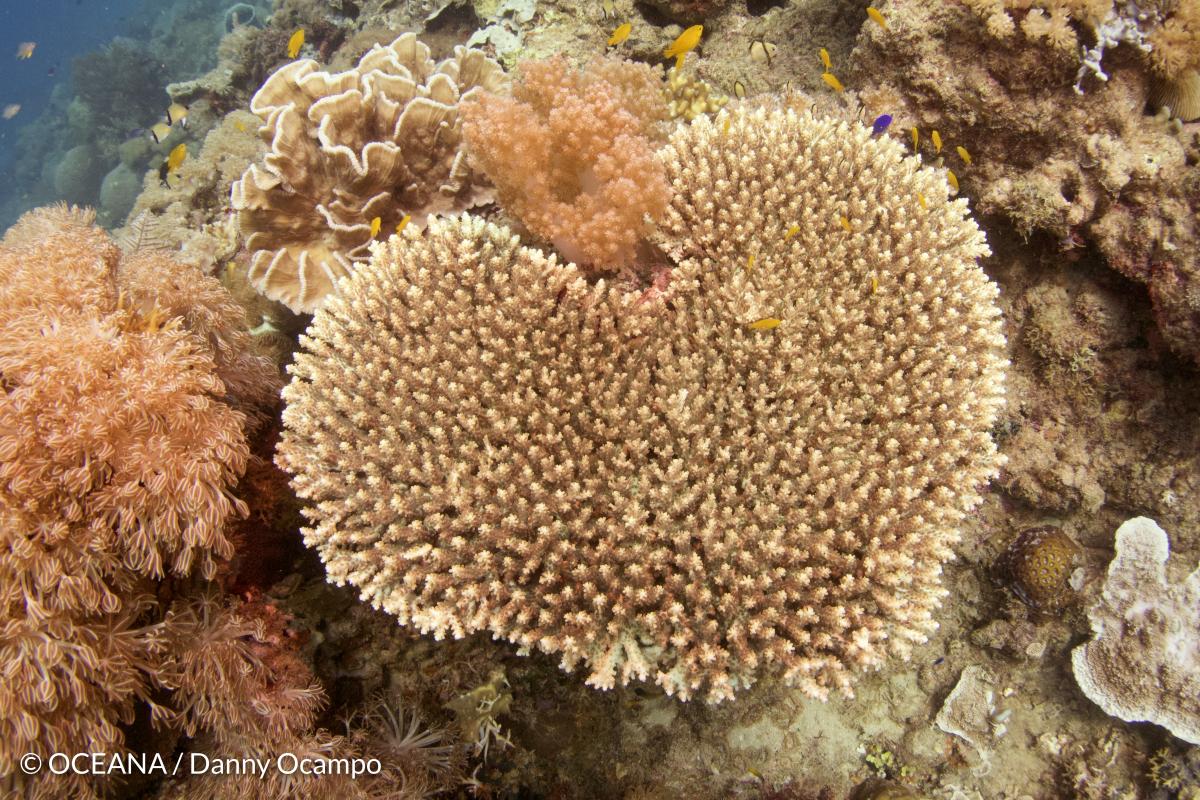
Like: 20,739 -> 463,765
1071,516 -> 1200,745
853,1 -> 1200,366
231,33 -> 505,314
461,55 -> 671,272
961,0 -> 1200,96
278,107 -> 1008,703
0,205 -> 324,798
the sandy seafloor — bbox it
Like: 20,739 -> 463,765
1,0 -> 1198,798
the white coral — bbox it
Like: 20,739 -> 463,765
1075,0 -> 1157,93
1071,517 -> 1200,744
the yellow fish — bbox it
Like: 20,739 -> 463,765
947,169 -> 959,192
149,122 -> 172,143
722,116 -> 731,135
870,276 -> 879,294
911,127 -> 919,150
166,102 -> 189,127
608,22 -> 632,46
917,191 -> 927,209
746,253 -> 756,273
839,215 -> 853,233
369,216 -> 382,237
15,42 -> 35,60
748,318 -> 782,330
867,7 -> 888,31
664,24 -> 702,71
166,142 -> 187,171
931,129 -> 942,154
784,224 -> 799,241
2,103 -> 20,120
287,29 -> 305,59
819,48 -> 831,71
733,80 -> 746,99
956,145 -> 972,165
396,214 -> 411,234
822,72 -> 844,92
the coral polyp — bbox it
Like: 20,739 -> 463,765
998,525 -> 1082,611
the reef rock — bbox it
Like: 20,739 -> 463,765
851,1 -> 1200,366
53,145 -> 106,206
98,163 -> 141,228
1071,517 -> 1200,744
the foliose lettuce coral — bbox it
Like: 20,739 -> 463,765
231,33 -> 505,314
278,107 -> 1007,703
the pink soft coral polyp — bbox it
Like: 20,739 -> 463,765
462,56 -> 670,272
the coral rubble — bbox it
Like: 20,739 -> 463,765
231,33 -> 505,314
277,107 -> 1007,704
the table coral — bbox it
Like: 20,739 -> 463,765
231,33 -> 505,314
1071,517 -> 1200,744
461,55 -> 670,272
278,107 -> 1007,704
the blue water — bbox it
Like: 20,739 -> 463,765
0,0 -> 229,228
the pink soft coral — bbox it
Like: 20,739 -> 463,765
462,56 -> 670,271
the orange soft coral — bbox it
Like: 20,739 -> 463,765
0,205 -> 291,796
462,56 -> 670,271
0,206 -> 280,588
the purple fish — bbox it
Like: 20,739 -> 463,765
872,114 -> 893,136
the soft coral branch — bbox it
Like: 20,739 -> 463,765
462,56 -> 671,272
